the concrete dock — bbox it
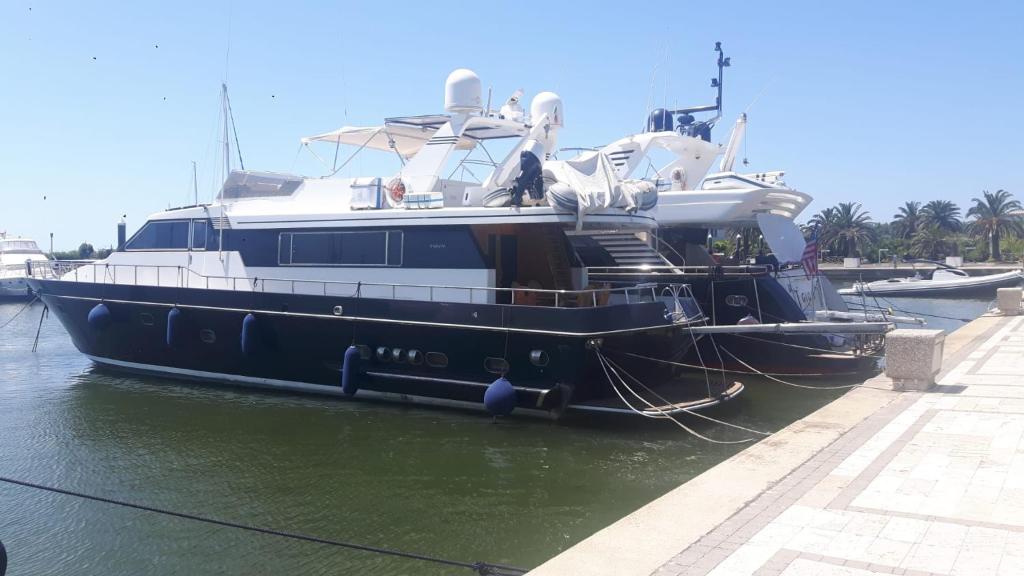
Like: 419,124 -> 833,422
528,305 -> 1024,575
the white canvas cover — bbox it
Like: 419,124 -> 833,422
544,151 -> 621,213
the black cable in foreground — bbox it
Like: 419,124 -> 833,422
0,476 -> 525,576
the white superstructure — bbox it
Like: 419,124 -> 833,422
65,70 -> 659,305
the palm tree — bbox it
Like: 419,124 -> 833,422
824,202 -> 875,258
892,201 -> 922,239
921,200 -> 962,234
805,207 -> 838,259
965,189 -> 1024,261
920,200 -> 962,257
910,225 -> 949,260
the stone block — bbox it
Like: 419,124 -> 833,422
885,329 -> 944,391
996,287 -> 1022,316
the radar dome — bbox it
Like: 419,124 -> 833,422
444,69 -> 482,113
530,92 -> 564,127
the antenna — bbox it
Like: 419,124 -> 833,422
711,41 -> 731,121
192,161 -> 199,205
221,84 -> 231,181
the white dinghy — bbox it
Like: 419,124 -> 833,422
839,261 -> 1024,298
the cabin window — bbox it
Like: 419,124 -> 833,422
278,230 -> 403,266
191,220 -> 209,251
125,220 -> 190,250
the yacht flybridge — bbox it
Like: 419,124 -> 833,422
1,235 -> 50,299
28,69 -> 742,418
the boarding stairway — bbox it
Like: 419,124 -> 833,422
586,233 -> 668,267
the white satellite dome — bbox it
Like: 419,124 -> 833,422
444,69 -> 482,113
530,92 -> 564,127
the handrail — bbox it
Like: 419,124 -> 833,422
586,264 -> 771,276
31,260 -> 664,307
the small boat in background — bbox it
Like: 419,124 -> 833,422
839,260 -> 1024,298
0,235 -> 50,299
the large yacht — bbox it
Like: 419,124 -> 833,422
1,236 -> 50,299
28,70 -> 741,418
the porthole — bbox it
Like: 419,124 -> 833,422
484,357 -> 509,375
425,352 -> 448,368
376,347 -> 390,362
529,350 -> 549,367
199,329 -> 216,344
407,349 -> 423,365
391,348 -> 405,363
139,312 -> 155,326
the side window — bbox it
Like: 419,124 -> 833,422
125,220 -> 190,250
278,230 -> 402,266
191,220 -> 208,251
387,230 -> 403,266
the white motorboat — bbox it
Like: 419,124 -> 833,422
839,262 -> 1024,298
0,236 -> 50,299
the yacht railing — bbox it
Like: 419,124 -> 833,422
31,260 -> 663,308
586,264 -> 772,277
2,261 -> 57,279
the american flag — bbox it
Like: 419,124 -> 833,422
802,228 -> 819,278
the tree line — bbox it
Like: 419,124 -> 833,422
51,243 -> 113,261
801,190 -> 1023,263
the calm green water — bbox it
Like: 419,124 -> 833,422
0,297 -> 976,575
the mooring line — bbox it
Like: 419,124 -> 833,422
719,347 -> 865,390
594,351 -> 758,444
602,356 -> 771,437
729,333 -> 884,358
0,295 -> 39,330
0,476 -> 526,576
607,349 -> 861,378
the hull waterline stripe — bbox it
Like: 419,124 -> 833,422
44,293 -> 680,337
84,355 -> 554,419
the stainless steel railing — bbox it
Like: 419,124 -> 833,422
30,260 -> 663,308
586,264 -> 772,276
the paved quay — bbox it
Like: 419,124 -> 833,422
529,307 -> 1024,576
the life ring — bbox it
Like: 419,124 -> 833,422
386,178 -> 406,206
670,167 -> 687,189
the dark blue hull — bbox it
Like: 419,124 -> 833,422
31,280 -> 730,417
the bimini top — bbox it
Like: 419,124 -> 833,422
302,114 -> 530,159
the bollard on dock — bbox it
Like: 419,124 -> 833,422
884,328 -> 944,391
996,287 -> 1022,316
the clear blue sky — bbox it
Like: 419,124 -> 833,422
2,0 -> 1021,250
